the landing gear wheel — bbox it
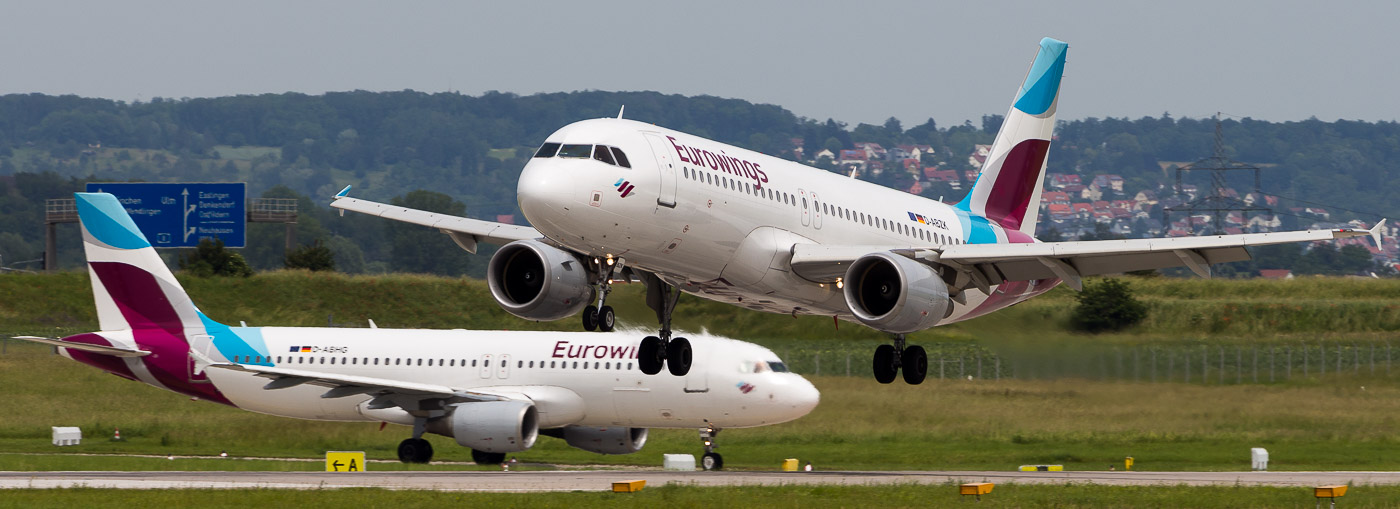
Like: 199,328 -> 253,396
873,344 -> 898,384
397,438 -> 433,464
667,337 -> 693,376
639,336 -> 665,375
901,345 -> 928,385
701,452 -> 724,471
582,305 -> 599,331
598,306 -> 616,332
471,449 -> 506,466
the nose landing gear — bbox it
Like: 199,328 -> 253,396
699,422 -> 723,471
582,257 -> 620,332
872,334 -> 926,385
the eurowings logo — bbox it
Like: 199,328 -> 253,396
736,381 -> 755,394
614,178 -> 635,198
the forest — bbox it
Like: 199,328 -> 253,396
0,90 -> 1395,276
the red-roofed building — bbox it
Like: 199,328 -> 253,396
968,144 -> 991,168
1043,191 -> 1071,206
1048,203 -> 1074,220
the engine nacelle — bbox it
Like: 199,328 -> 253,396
448,400 -> 540,453
550,426 -> 648,455
487,239 -> 592,321
842,251 -> 952,334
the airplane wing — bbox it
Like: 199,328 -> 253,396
11,336 -> 150,357
790,224 -> 1382,292
206,363 -> 508,408
329,186 -> 540,254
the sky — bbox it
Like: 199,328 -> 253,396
3,1 -> 1397,128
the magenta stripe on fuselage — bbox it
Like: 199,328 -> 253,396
89,262 -> 232,405
983,139 -> 1050,232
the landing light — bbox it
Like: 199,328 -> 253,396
606,255 -> 615,266
836,278 -> 844,289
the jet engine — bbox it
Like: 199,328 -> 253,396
446,400 -> 540,453
543,426 -> 648,455
842,252 -> 952,334
487,239 -> 592,321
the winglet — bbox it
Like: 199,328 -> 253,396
1371,219 -> 1386,247
617,105 -> 625,119
335,185 -> 352,199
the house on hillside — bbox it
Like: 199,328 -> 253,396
968,144 -> 991,169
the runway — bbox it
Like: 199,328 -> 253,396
5,469 -> 1400,491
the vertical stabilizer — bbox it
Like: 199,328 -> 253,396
75,192 -> 208,340
956,37 -> 1067,237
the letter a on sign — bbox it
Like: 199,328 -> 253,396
326,451 -> 367,472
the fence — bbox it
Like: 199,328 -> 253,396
780,343 -> 1397,383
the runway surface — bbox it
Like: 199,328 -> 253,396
5,470 -> 1400,491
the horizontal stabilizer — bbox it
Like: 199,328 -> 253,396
11,336 -> 150,357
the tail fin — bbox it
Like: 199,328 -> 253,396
76,192 -> 207,336
956,37 -> 1067,237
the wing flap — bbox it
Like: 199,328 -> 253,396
330,195 -> 540,253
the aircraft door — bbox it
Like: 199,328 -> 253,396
811,191 -> 823,230
479,354 -> 493,379
798,189 -> 810,227
683,344 -> 711,393
643,133 -> 678,209
498,354 -> 512,379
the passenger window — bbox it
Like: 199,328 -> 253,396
611,147 -> 631,168
557,144 -> 592,158
593,145 -> 617,165
534,142 -> 561,158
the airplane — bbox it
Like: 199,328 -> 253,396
331,37 -> 1385,385
12,192 -> 820,470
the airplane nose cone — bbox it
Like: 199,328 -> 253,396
517,160 -> 571,228
790,377 -> 821,417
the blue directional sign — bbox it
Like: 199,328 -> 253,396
84,183 -> 247,248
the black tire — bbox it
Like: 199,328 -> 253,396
667,337 -> 692,376
901,345 -> 928,385
397,438 -> 433,464
471,449 -> 506,466
639,336 -> 664,375
582,305 -> 598,331
701,452 -> 723,471
598,306 -> 616,332
873,344 -> 898,384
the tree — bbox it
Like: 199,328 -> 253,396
388,190 -> 476,276
179,238 -> 253,277
1069,278 -> 1148,333
284,240 -> 336,271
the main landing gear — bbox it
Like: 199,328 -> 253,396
873,334 -> 927,385
699,422 -> 723,471
638,274 -> 692,377
582,257 -> 619,332
397,418 -> 434,463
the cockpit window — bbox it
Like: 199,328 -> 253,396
534,142 -> 561,158
611,147 -> 631,168
557,144 -> 592,158
593,145 -> 617,165
767,361 -> 788,373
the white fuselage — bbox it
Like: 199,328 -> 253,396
62,328 -> 819,430
517,119 -> 1057,323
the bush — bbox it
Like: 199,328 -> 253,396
284,240 -> 336,272
179,238 -> 253,277
1069,278 -> 1147,333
